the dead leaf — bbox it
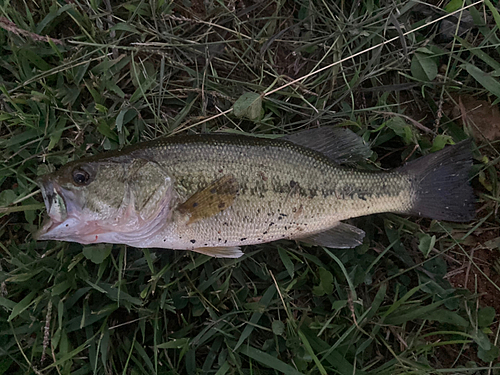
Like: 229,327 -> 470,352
447,94 -> 500,141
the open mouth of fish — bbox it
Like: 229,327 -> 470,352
35,178 -> 73,240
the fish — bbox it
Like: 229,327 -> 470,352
35,128 -> 475,258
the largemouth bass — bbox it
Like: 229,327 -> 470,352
36,128 -> 475,258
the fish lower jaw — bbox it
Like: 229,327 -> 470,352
34,218 -> 57,240
35,216 -> 87,241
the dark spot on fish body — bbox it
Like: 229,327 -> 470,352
190,239 -> 196,244
210,188 -> 216,194
289,180 -> 297,188
269,222 -> 274,227
309,188 -> 318,199
192,202 -> 198,208
240,238 -> 247,241
223,222 -> 228,226
218,202 -> 225,209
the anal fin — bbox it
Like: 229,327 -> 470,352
192,246 -> 243,258
298,222 -> 365,248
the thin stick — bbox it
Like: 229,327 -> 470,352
170,108 -> 234,136
373,111 -> 435,134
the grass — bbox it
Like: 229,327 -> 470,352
1,0 -> 500,373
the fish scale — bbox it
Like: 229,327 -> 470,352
137,137 -> 413,250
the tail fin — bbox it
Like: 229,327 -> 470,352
400,140 -> 475,222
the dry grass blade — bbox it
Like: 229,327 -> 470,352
0,17 -> 64,45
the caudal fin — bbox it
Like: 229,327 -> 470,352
400,140 -> 475,222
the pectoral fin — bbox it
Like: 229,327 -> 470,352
192,246 -> 243,258
177,174 -> 239,224
298,222 -> 365,248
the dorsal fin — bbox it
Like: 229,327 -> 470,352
282,127 -> 372,164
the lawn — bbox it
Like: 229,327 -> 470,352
1,0 -> 500,374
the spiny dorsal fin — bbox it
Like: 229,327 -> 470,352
282,127 -> 372,164
192,246 -> 243,258
298,222 -> 365,248
177,174 -> 239,225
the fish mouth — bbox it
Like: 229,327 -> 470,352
35,177 -> 72,240
34,217 -> 59,240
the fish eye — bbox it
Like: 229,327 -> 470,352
72,168 -> 90,186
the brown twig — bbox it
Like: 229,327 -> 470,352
0,17 -> 63,45
41,300 -> 53,364
373,110 -> 436,135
